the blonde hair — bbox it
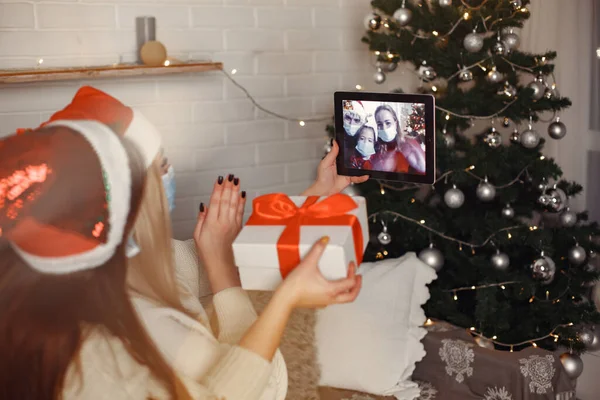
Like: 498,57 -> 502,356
127,158 -> 188,314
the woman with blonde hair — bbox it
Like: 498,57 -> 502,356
37,86 -> 366,399
0,120 -> 198,398
372,104 -> 426,174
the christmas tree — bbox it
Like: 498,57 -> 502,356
333,0 -> 600,375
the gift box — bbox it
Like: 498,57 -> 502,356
233,193 -> 369,291
412,320 -> 576,400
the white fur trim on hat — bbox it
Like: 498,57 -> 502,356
125,109 -> 162,168
11,120 -> 132,275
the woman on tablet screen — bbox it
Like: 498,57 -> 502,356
372,104 -> 426,175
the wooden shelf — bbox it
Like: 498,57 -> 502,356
0,61 -> 223,84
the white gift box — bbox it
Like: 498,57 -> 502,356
233,195 -> 369,291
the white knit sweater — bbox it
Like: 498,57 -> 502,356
62,240 -> 287,399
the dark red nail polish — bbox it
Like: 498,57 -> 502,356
233,177 -> 240,186
241,191 -> 246,198
199,202 -> 205,212
217,176 -> 224,184
228,174 -> 234,182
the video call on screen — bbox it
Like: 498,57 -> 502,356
341,100 -> 427,176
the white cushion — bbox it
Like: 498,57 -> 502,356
315,253 -> 437,399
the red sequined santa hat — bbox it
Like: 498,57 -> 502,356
1,120 -> 134,274
39,86 -> 162,168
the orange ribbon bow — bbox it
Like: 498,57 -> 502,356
246,193 -> 364,279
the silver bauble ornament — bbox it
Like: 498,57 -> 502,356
579,327 -> 596,347
418,244 -> 444,272
419,63 -> 437,82
459,67 -> 473,82
503,31 -> 520,51
374,68 -> 386,84
548,118 -> 567,140
386,62 -> 398,72
530,253 -> 556,285
588,328 -> 600,352
527,79 -> 546,100
548,187 -> 567,212
568,244 -> 587,265
500,82 -> 517,99
545,85 -> 560,100
476,178 -> 496,202
502,117 -> 511,128
520,128 -> 540,149
464,31 -> 484,53
364,13 -> 382,30
444,133 -> 455,148
438,0 -> 453,6
491,39 -> 509,56
560,208 -> 577,227
444,185 -> 465,209
486,68 -> 504,84
560,353 -> 584,380
342,183 -> 361,196
324,140 -> 332,153
484,127 -> 502,148
509,128 -> 520,144
502,204 -> 515,218
491,250 -> 510,271
510,0 -> 522,10
474,336 -> 495,349
538,194 -> 551,206
377,224 -> 392,245
393,6 -> 412,27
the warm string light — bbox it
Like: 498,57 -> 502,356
219,69 -> 329,125
466,322 -> 573,350
371,210 -> 524,249
442,281 -> 519,293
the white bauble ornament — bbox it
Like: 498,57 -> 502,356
520,127 -> 540,149
491,250 -> 510,271
486,68 -> 504,84
464,31 -> 484,53
418,244 -> 444,271
548,117 -> 567,140
560,353 -> 584,380
527,79 -> 546,101
364,13 -> 382,30
560,208 -> 577,227
444,185 -> 465,209
568,244 -> 587,265
530,253 -> 556,285
393,4 -> 412,27
476,178 -> 496,202
374,68 -> 386,84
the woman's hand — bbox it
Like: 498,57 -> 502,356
193,174 -> 247,293
398,139 -> 426,173
238,236 -> 361,362
275,236 -> 362,309
302,141 -> 369,197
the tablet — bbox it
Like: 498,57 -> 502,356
334,91 -> 436,184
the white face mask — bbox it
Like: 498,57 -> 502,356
356,140 -> 375,157
344,121 -> 362,137
378,127 -> 397,142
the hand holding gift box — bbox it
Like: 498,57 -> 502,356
233,193 -> 369,291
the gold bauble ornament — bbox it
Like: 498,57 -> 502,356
140,41 -> 168,67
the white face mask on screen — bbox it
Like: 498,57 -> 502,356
378,127 -> 397,142
344,122 -> 362,137
356,141 -> 375,157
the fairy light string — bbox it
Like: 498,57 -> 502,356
370,209 -> 523,248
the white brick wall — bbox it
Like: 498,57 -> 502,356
0,0 -> 414,239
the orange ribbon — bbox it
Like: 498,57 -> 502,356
246,193 -> 364,279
